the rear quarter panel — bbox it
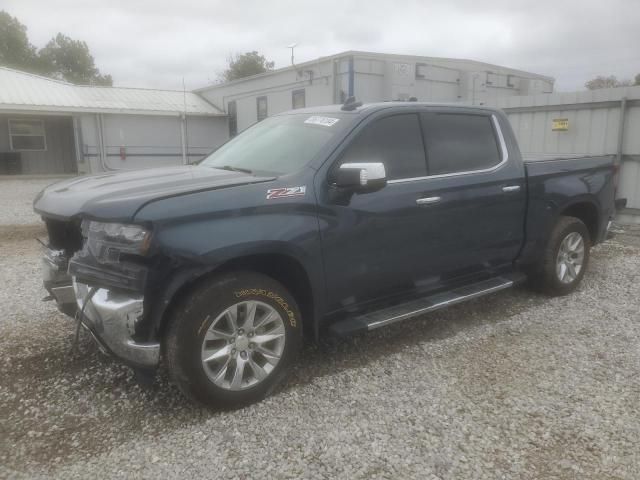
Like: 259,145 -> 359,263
520,155 -> 615,265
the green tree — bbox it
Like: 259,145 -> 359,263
38,33 -> 112,85
635,73 -> 640,86
0,10 -> 112,85
0,11 -> 38,71
221,51 -> 275,82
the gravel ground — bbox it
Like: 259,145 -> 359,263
1,226 -> 640,479
0,178 -> 64,227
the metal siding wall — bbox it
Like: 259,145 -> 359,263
186,116 -> 229,160
235,97 -> 258,132
506,105 -> 626,159
304,84 -> 334,109
623,106 -> 640,152
412,64 -> 461,101
620,161 -> 640,209
620,106 -> 640,208
352,73 -> 384,103
77,113 -> 227,173
269,90 -> 294,114
101,114 -> 182,170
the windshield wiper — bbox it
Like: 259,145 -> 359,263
217,165 -> 253,174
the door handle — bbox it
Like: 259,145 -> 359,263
416,196 -> 441,205
502,185 -> 521,193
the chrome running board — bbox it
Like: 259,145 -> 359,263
328,272 -> 526,337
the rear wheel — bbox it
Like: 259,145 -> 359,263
165,272 -> 302,408
530,216 -> 591,296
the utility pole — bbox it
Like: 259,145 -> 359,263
287,43 -> 297,66
472,73 -> 479,105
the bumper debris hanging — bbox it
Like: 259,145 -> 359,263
42,247 -> 76,316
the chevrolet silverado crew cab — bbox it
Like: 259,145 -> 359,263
35,100 -> 617,407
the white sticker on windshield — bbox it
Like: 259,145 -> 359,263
304,116 -> 340,127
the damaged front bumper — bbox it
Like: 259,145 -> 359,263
42,247 -> 160,369
73,281 -> 160,369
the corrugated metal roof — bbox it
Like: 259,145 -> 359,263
0,67 -> 224,116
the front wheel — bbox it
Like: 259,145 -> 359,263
165,272 -> 303,408
530,216 -> 591,296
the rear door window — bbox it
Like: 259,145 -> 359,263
339,113 -> 427,180
420,113 -> 502,175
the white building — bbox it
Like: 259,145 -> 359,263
0,67 -> 228,175
197,50 -> 555,135
0,52 -> 555,175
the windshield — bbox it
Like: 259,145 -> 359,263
200,113 -> 347,175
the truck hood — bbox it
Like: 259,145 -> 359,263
34,165 -> 275,222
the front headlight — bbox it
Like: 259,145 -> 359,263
82,220 -> 152,263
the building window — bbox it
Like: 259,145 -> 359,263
256,96 -> 268,121
292,89 -> 305,109
9,119 -> 46,151
228,101 -> 237,137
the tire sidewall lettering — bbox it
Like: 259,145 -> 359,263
234,288 -> 297,328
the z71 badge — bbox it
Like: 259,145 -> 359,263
266,186 -> 306,200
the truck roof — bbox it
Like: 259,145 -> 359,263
278,102 -> 502,116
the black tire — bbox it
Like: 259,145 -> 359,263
529,216 -> 591,296
164,271 -> 303,408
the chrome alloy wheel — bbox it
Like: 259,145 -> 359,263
200,300 -> 286,391
556,231 -> 585,284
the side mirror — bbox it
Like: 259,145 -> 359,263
335,162 -> 387,192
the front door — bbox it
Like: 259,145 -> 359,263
316,112 -> 436,313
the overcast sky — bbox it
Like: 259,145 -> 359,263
3,0 -> 639,92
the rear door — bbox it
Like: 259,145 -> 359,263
414,110 -> 526,279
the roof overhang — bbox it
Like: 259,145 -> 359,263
0,104 -> 227,117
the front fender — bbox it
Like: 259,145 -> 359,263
137,211 -> 325,340
131,172 -> 325,339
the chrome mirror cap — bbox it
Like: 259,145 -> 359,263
338,162 -> 387,188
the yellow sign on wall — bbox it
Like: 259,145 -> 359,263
552,118 -> 569,131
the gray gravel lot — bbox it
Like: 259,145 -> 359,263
0,178 -> 64,227
1,224 -> 640,479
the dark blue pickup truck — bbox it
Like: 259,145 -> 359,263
35,100 -> 618,407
